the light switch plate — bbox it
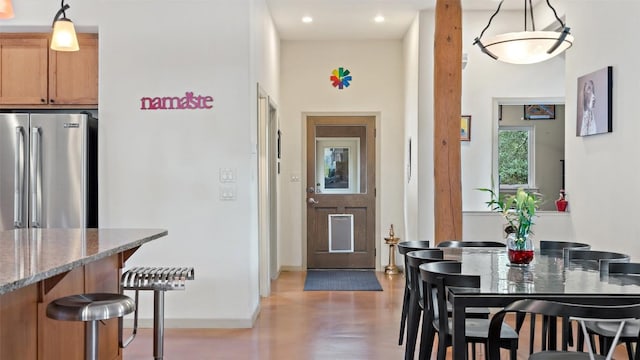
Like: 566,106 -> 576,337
219,185 -> 237,200
219,168 -> 236,183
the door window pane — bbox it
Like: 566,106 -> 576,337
324,147 -> 349,189
316,137 -> 360,194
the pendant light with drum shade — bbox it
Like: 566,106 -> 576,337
50,0 -> 79,52
0,0 -> 14,19
474,0 -> 573,65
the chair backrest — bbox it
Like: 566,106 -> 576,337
406,249 -> 445,272
539,240 -> 591,251
419,261 -> 480,334
397,241 -> 432,255
609,262 -> 640,275
406,250 -> 445,298
397,241 -> 432,287
437,240 -> 505,248
488,299 -> 640,360
566,249 -> 630,274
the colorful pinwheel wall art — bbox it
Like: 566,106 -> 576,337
330,67 -> 352,89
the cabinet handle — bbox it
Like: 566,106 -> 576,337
40,99 -> 45,103
50,99 -> 55,103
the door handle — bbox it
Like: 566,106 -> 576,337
30,127 -> 41,228
14,126 -> 25,228
308,197 -> 319,205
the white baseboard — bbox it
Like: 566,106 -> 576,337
279,265 -> 304,271
122,303 -> 261,329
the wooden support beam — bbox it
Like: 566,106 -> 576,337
434,0 -> 462,243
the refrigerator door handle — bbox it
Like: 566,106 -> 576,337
14,126 -> 25,228
31,127 -> 41,228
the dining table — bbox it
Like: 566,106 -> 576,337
442,246 -> 640,360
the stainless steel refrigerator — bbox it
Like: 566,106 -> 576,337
0,112 -> 98,231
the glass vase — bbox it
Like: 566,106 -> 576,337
507,233 -> 535,266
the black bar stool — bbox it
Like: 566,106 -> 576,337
46,293 -> 135,360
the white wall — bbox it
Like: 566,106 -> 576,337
279,40 -> 405,270
403,16 -> 420,242
98,0 -> 262,327
563,0 -> 640,258
416,11 -> 435,240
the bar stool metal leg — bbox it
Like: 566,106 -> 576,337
154,290 -> 165,360
86,320 -> 99,360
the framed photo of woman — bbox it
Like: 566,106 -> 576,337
576,66 -> 613,136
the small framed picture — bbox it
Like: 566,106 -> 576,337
524,104 -> 555,120
576,66 -> 613,136
461,115 -> 471,141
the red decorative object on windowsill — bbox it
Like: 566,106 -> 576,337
555,190 -> 568,212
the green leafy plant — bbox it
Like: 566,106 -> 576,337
477,187 -> 541,249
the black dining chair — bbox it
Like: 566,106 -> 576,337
518,240 -> 592,353
580,262 -> 640,358
419,261 -> 518,360
403,249 -> 445,360
567,249 -> 631,352
488,299 -> 640,360
437,240 -> 506,248
397,241 -> 431,346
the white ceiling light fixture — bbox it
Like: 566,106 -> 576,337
374,15 -> 385,23
302,16 -> 313,23
473,0 -> 573,65
50,0 -> 79,52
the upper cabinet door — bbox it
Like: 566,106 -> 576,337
0,37 -> 48,105
48,34 -> 98,105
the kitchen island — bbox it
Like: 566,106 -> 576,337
0,228 -> 167,360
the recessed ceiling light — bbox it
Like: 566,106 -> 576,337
302,16 -> 313,23
374,15 -> 385,23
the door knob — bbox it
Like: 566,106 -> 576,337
308,197 -> 319,204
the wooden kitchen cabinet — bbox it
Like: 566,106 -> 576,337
0,33 -> 98,107
0,36 -> 49,105
49,34 -> 99,105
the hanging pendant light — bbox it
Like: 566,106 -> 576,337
50,0 -> 79,52
0,0 -> 15,19
474,0 -> 573,65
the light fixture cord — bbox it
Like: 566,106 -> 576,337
546,0 -> 566,28
527,0 -> 536,31
477,0 -> 504,40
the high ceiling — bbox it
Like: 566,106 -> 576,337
266,0 -> 541,40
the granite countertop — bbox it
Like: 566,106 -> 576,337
0,228 -> 167,295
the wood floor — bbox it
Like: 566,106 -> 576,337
123,271 -> 630,359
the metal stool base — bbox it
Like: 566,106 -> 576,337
121,267 -> 194,360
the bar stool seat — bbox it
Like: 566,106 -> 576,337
47,293 -> 135,360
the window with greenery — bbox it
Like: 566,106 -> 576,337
498,127 -> 533,188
